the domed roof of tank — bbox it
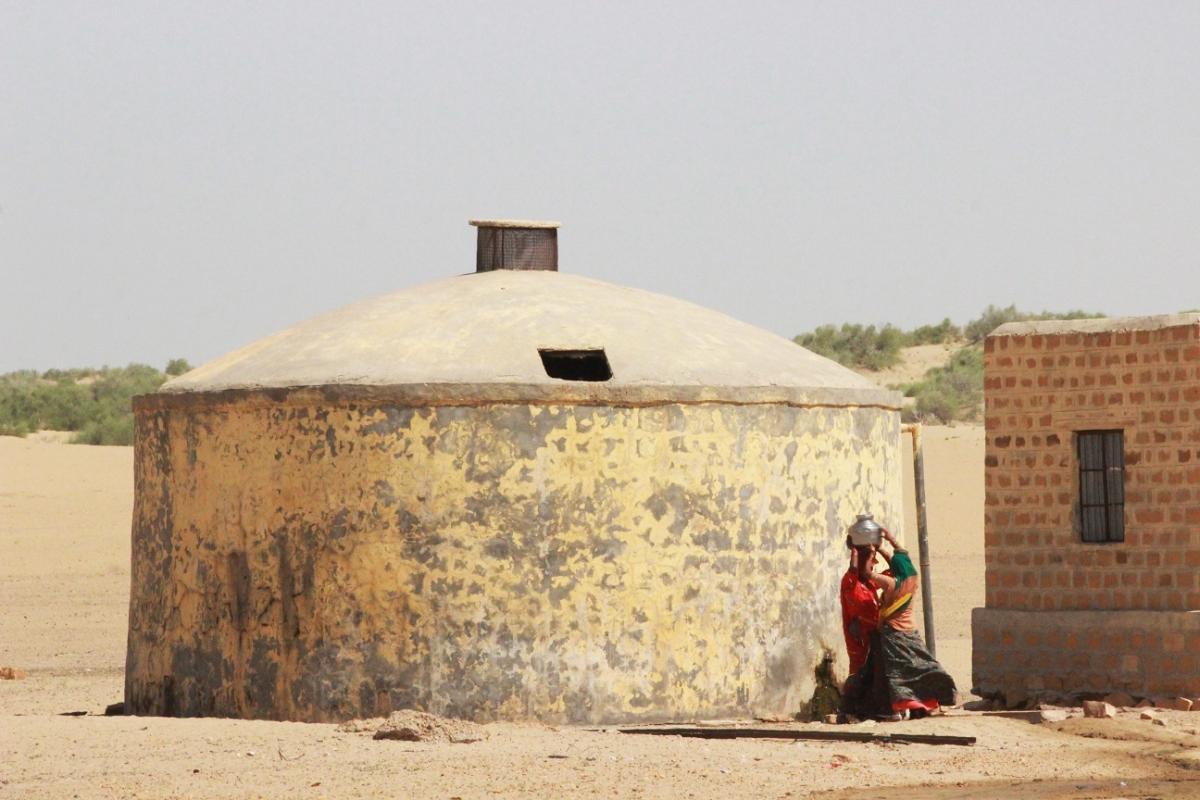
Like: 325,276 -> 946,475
163,270 -> 895,405
162,222 -> 898,408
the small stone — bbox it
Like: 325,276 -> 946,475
823,714 -> 839,725
1136,698 -> 1155,708
1141,711 -> 1158,721
962,699 -> 993,711
0,667 -> 28,681
1083,701 -> 1116,719
1038,710 -> 1069,723
1153,718 -> 1167,727
1103,692 -> 1134,708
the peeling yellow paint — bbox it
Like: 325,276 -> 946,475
126,399 -> 901,724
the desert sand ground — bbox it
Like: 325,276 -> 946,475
3,429 -> 1200,799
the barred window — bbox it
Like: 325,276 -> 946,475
1077,430 -> 1125,543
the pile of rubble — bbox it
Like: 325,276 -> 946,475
337,710 -> 489,744
1080,694 -> 1198,721
975,690 -> 1200,713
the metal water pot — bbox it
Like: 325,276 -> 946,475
848,513 -> 882,546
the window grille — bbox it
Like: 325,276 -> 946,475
1077,430 -> 1124,543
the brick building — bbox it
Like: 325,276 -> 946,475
972,313 -> 1200,705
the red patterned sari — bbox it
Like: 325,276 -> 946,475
839,568 -> 879,677
841,550 -> 957,718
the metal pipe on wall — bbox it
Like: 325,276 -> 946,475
902,423 -> 937,657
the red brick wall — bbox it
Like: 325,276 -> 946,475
984,321 -> 1200,612
973,608 -> 1200,700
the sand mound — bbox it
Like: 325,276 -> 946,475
338,710 -> 489,743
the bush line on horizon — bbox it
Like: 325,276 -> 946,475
793,305 -> 1108,425
0,304 -> 1127,444
0,360 -> 190,446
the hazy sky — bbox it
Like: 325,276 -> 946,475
3,2 -> 1198,373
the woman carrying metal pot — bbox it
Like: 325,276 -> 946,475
839,514 -> 957,720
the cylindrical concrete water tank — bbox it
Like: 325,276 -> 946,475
125,221 -> 902,723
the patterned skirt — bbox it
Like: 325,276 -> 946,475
841,628 -> 957,718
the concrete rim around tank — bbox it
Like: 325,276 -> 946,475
135,383 -> 901,412
158,270 -> 898,406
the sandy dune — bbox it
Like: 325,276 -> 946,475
3,429 -> 1199,799
854,342 -> 965,389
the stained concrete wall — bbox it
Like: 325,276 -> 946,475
126,391 -> 901,724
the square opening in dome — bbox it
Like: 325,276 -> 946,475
538,349 -> 612,382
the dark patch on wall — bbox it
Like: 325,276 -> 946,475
226,551 -> 252,633
373,480 -> 396,507
692,528 -> 732,552
184,417 -> 200,466
170,644 -> 229,717
713,555 -> 739,575
589,535 -> 626,562
361,407 -> 416,436
483,536 -> 512,560
409,572 -> 425,594
292,643 -> 351,717
327,508 -> 350,540
603,639 -> 622,669
395,507 -> 422,535
247,637 -> 280,713
274,536 -> 301,643
784,441 -> 799,469
643,493 -> 668,521
642,483 -> 697,539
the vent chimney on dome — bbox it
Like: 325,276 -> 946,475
470,219 -> 559,272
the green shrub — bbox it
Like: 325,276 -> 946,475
0,372 -> 39,437
794,323 -> 905,371
0,420 -> 31,437
904,318 -> 961,346
165,358 -> 192,376
72,411 -> 136,446
963,305 -> 1104,343
31,381 -> 93,430
0,362 -> 176,444
40,367 -> 94,382
902,346 -> 985,424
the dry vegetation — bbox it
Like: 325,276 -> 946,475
0,360 -> 189,445
794,306 -> 1107,424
